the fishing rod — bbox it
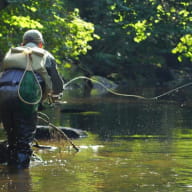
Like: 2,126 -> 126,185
62,76 -> 192,101
37,112 -> 79,152
35,77 -> 191,151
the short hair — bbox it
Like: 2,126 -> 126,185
23,29 -> 44,45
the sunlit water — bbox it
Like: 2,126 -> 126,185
1,96 -> 192,192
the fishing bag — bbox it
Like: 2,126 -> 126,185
3,47 -> 52,104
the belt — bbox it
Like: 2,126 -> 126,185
0,81 -> 19,87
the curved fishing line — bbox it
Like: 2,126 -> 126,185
63,76 -> 192,100
152,82 -> 192,100
63,76 -> 146,99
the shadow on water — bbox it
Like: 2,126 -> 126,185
2,89 -> 192,192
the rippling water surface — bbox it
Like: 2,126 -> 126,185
1,96 -> 192,192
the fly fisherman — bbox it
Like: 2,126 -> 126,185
0,30 -> 64,169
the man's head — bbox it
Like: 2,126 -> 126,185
22,29 -> 44,47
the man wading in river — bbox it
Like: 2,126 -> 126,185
0,30 -> 64,169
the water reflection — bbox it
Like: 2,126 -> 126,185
52,97 -> 191,140
39,96 -> 192,192
0,167 -> 31,192
1,96 -> 192,192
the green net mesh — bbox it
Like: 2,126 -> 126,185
19,71 -> 42,104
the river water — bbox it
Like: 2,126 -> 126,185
1,94 -> 192,192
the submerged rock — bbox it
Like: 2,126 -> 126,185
35,125 -> 88,140
0,126 -> 87,164
0,125 -> 88,140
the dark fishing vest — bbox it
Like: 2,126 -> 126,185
2,46 -> 52,100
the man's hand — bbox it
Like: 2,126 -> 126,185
48,93 -> 63,103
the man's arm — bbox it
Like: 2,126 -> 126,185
45,54 -> 64,95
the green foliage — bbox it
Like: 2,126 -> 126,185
1,0 -> 191,86
172,34 -> 192,62
124,20 -> 152,43
69,0 -> 192,86
7,0 -> 28,2
0,0 -> 97,78
7,15 -> 43,28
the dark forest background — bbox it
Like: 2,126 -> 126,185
0,0 -> 191,89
